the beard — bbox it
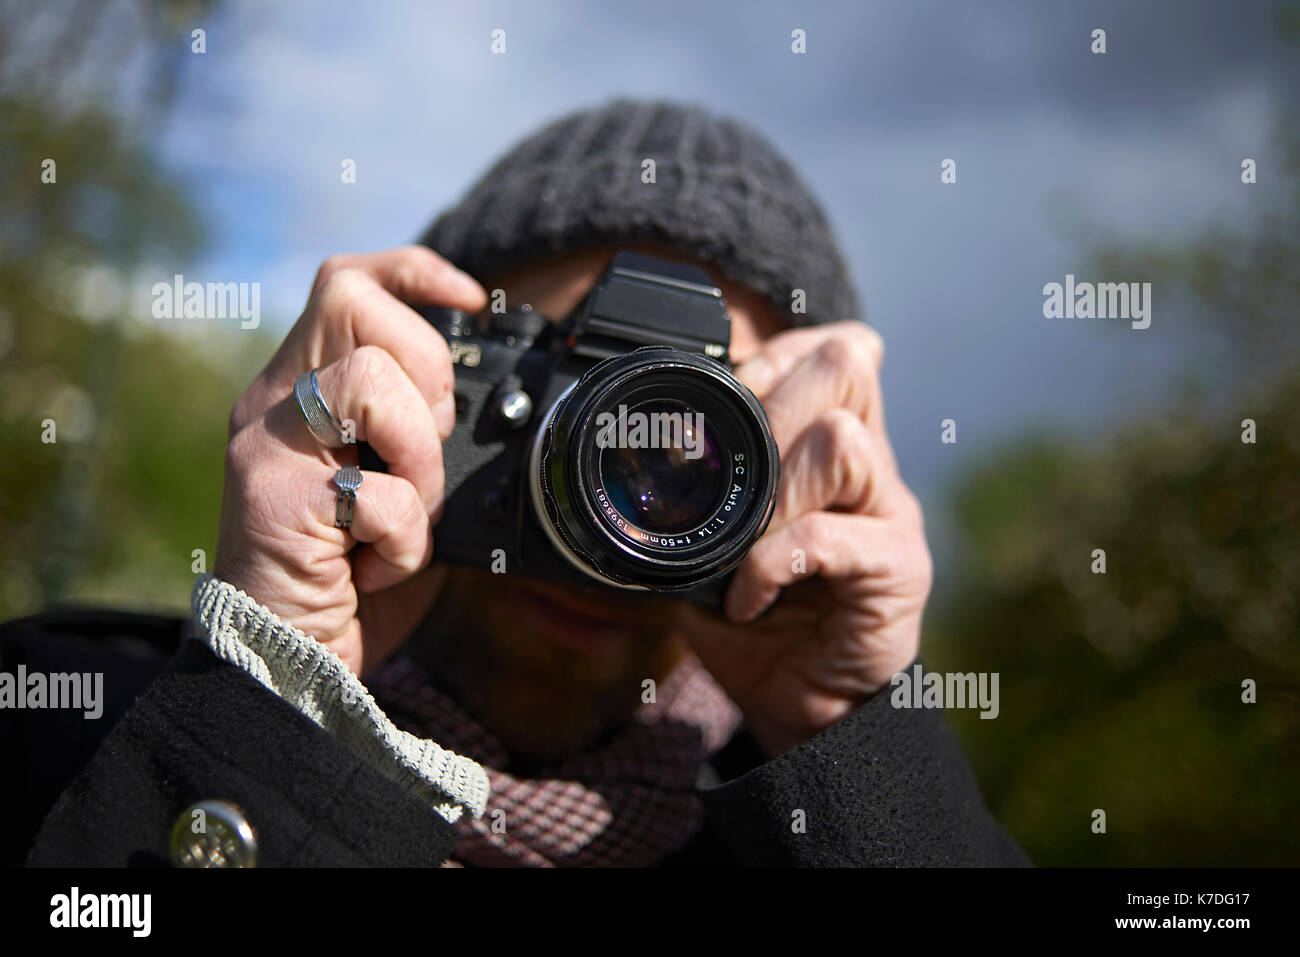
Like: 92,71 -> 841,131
404,564 -> 692,765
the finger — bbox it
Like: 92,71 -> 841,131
310,245 -> 485,307
770,409 -> 903,531
355,563 -> 449,675
271,345 -> 446,512
725,511 -> 916,622
321,566 -> 444,675
733,321 -> 883,399
309,467 -> 434,594
239,248 -> 482,432
283,266 -> 465,427
753,328 -> 897,474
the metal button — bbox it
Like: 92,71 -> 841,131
169,800 -> 258,868
495,389 -> 533,427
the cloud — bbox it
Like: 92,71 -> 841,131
147,0 -> 1296,524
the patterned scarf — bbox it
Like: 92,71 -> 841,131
366,650 -> 741,867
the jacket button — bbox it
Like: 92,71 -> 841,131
169,800 -> 258,868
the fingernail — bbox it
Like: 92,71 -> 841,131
735,356 -> 775,396
434,393 -> 456,438
448,266 -> 485,301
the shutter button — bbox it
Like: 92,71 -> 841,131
169,800 -> 258,868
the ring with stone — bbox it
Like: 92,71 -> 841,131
333,466 -> 363,530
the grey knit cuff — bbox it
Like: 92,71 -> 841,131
189,573 -> 489,825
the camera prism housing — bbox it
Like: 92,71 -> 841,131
362,250 -> 779,606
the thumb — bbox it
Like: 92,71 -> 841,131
355,562 -> 449,675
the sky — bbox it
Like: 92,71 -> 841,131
139,0 -> 1296,566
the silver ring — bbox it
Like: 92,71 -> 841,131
294,369 -> 346,447
333,466 -> 363,530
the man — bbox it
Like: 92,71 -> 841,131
8,99 -> 1029,867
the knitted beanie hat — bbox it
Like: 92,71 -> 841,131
419,98 -> 860,328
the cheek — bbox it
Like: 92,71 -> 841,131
726,301 -> 785,364
729,329 -> 761,364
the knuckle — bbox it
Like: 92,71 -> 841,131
841,324 -> 880,369
399,483 -> 428,532
821,408 -> 868,456
385,489 -> 428,570
316,266 -> 373,313
919,543 -> 934,585
344,344 -> 397,398
747,537 -> 787,581
390,245 -> 452,298
846,322 -> 885,369
801,510 -> 837,551
398,243 -> 443,272
819,409 -> 872,485
227,382 -> 271,438
819,324 -> 881,375
863,325 -> 885,366
228,395 -> 252,439
899,485 -> 925,527
815,336 -> 856,375
890,487 -> 931,591
908,538 -> 935,594
224,426 -> 262,480
312,255 -> 349,294
388,258 -> 426,298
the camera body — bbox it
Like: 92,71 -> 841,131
362,251 -> 779,606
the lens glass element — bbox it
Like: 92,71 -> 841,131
598,399 -> 728,535
531,346 -> 779,592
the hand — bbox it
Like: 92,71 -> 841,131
214,246 -> 487,676
681,322 -> 933,758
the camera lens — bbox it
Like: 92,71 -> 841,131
531,347 -> 778,591
599,399 -> 730,536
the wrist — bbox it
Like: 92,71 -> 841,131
745,690 -> 880,759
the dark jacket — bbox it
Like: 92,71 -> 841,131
1,608 -> 1030,867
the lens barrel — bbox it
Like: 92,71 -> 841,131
531,347 -> 778,590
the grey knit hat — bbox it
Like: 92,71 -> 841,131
419,98 -> 860,328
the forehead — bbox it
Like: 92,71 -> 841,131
478,244 -> 787,363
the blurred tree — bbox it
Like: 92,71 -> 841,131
0,0 -> 274,619
926,118 -> 1299,865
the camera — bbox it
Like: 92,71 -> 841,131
362,250 -> 779,605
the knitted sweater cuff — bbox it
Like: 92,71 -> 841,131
189,573 -> 489,825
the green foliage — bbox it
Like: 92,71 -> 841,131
927,117 -> 1300,865
928,375 -> 1299,865
0,0 -> 259,619
0,311 -> 266,619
